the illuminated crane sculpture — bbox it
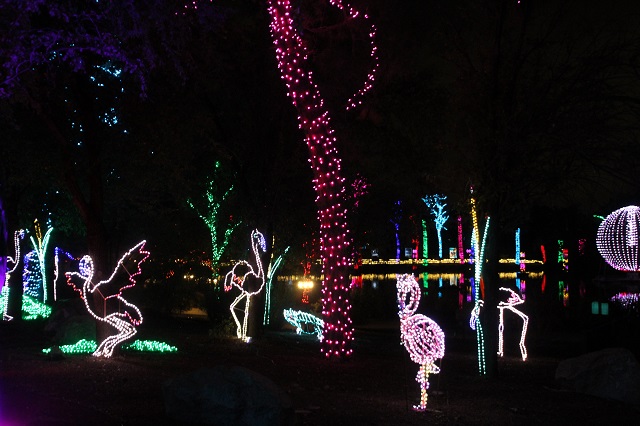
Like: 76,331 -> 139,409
66,241 -> 149,358
224,229 -> 266,342
497,287 -> 528,361
397,274 -> 445,411
2,230 -> 25,321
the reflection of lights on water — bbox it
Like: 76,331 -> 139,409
297,280 -> 314,290
610,292 -> 640,312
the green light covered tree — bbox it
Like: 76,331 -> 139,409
187,161 -> 240,276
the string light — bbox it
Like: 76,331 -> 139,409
298,279 -> 314,304
515,229 -> 521,266
469,191 -> 489,375
124,339 -> 178,353
396,274 -> 445,411
264,245 -> 290,326
0,286 -> 10,321
187,161 -> 241,273
224,230 -> 267,343
283,308 -> 325,340
597,206 -> 640,271
423,195 -> 449,259
610,292 -> 640,313
54,247 -> 76,301
42,339 -> 177,355
421,219 -> 428,264
267,0 -> 377,359
23,250 -> 43,299
28,219 -> 53,303
21,294 -> 52,320
65,241 -> 149,358
1,232 -> 51,321
392,200 -> 402,260
43,339 -> 97,355
457,215 -> 464,264
2,230 -> 25,321
497,287 -> 528,361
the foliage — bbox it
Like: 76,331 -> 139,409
139,252 -> 213,316
187,161 -> 241,274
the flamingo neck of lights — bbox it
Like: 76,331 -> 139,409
224,229 -> 266,342
396,274 -> 445,411
65,241 -> 149,358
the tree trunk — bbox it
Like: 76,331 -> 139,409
34,91 -> 112,348
267,0 -> 354,359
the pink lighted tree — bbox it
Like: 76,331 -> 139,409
266,0 -> 378,359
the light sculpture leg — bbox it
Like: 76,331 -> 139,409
414,362 -> 440,411
512,307 -> 528,361
242,295 -> 252,343
229,292 -> 248,340
1,286 -> 12,321
497,307 -> 505,357
497,306 -> 528,361
95,318 -> 137,358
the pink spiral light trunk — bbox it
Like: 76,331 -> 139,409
266,0 -> 376,358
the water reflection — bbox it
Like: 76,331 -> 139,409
278,271 -> 550,319
276,270 -> 640,356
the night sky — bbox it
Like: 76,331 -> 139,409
2,0 -> 640,264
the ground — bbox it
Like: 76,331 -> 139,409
1,316 -> 638,425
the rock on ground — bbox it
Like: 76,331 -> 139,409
163,365 -> 294,426
555,347 -> 640,406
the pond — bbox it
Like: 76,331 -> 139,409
275,268 -> 640,356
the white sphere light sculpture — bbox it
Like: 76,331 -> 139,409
597,205 -> 640,271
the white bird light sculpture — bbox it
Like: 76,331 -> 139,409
396,274 -> 445,411
2,230 -> 25,321
224,229 -> 266,342
497,287 -> 528,361
65,241 -> 149,358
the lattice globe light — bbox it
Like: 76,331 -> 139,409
597,205 -> 640,271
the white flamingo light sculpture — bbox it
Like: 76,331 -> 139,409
65,241 -> 149,358
224,229 -> 266,342
497,287 -> 528,361
2,230 -> 25,321
396,274 -> 445,411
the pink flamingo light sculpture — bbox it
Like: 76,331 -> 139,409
396,274 -> 445,411
224,229 -> 266,342
66,241 -> 149,357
